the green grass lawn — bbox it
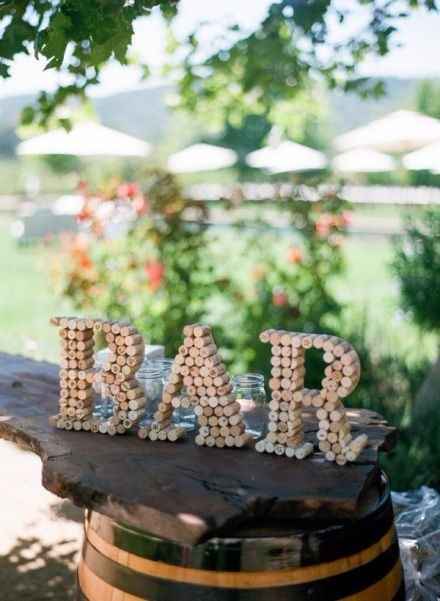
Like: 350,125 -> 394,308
0,215 -> 435,366
333,237 -> 436,364
0,217 -> 72,361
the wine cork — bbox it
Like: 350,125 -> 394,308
255,440 -> 266,453
317,430 -> 327,441
259,329 -> 273,343
280,390 -> 293,402
325,451 -> 336,462
336,454 -> 347,466
137,426 -> 150,439
295,442 -> 314,460
301,336 -> 313,349
269,331 -> 282,345
265,441 -> 275,453
313,334 -> 327,349
341,350 -> 358,366
350,434 -> 368,453
319,440 -> 331,452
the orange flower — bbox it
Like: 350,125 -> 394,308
76,203 -> 94,223
251,264 -> 267,281
77,251 -> 93,270
144,261 -> 165,292
272,291 -> 288,307
287,246 -> 303,264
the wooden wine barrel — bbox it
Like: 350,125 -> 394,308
77,474 -> 404,601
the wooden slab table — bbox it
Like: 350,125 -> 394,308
0,352 -> 398,546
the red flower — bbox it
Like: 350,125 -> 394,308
287,246 -> 303,264
144,261 -> 165,292
117,182 -> 140,199
272,291 -> 288,307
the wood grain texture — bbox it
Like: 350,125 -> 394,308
0,352 -> 398,545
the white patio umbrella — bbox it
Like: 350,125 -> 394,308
167,143 -> 237,173
402,141 -> 440,171
333,148 -> 397,173
247,141 -> 327,173
334,110 -> 440,154
17,122 -> 151,157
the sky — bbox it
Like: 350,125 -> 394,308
0,0 -> 439,99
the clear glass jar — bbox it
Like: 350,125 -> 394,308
94,348 -> 112,419
145,358 -> 196,431
174,388 -> 197,431
232,373 -> 267,438
145,358 -> 174,383
136,366 -> 163,425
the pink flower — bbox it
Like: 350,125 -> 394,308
133,195 -> 150,216
341,211 -> 352,226
272,291 -> 288,307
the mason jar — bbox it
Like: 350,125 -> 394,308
136,366 -> 163,425
146,358 -> 174,383
94,348 -> 112,419
232,373 -> 267,438
148,358 -> 196,431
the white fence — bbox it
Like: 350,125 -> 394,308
187,184 -> 440,206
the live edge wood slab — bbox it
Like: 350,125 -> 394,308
0,352 -> 397,546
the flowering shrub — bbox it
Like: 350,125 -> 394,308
55,170 -> 212,352
55,172 -> 350,369
215,188 -> 350,375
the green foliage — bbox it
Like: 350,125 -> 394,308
0,0 -> 177,126
415,79 -> 440,119
54,170 -> 211,351
392,209 -> 440,333
173,1 -> 438,129
54,171 -> 349,367
206,114 -> 272,171
0,1 -> 437,128
345,324 -> 440,490
215,189 -> 349,375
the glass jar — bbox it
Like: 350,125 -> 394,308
136,366 -> 163,425
232,373 -> 267,438
174,388 -> 197,431
145,358 -> 174,383
94,348 -> 112,419
145,358 -> 196,431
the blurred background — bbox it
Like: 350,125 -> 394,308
1,1 -> 440,597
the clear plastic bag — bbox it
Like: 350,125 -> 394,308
392,487 -> 440,600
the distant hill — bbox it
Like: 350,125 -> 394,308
0,78 -> 429,156
328,78 -> 420,135
93,85 -> 173,144
0,85 -> 173,157
0,93 -> 34,155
